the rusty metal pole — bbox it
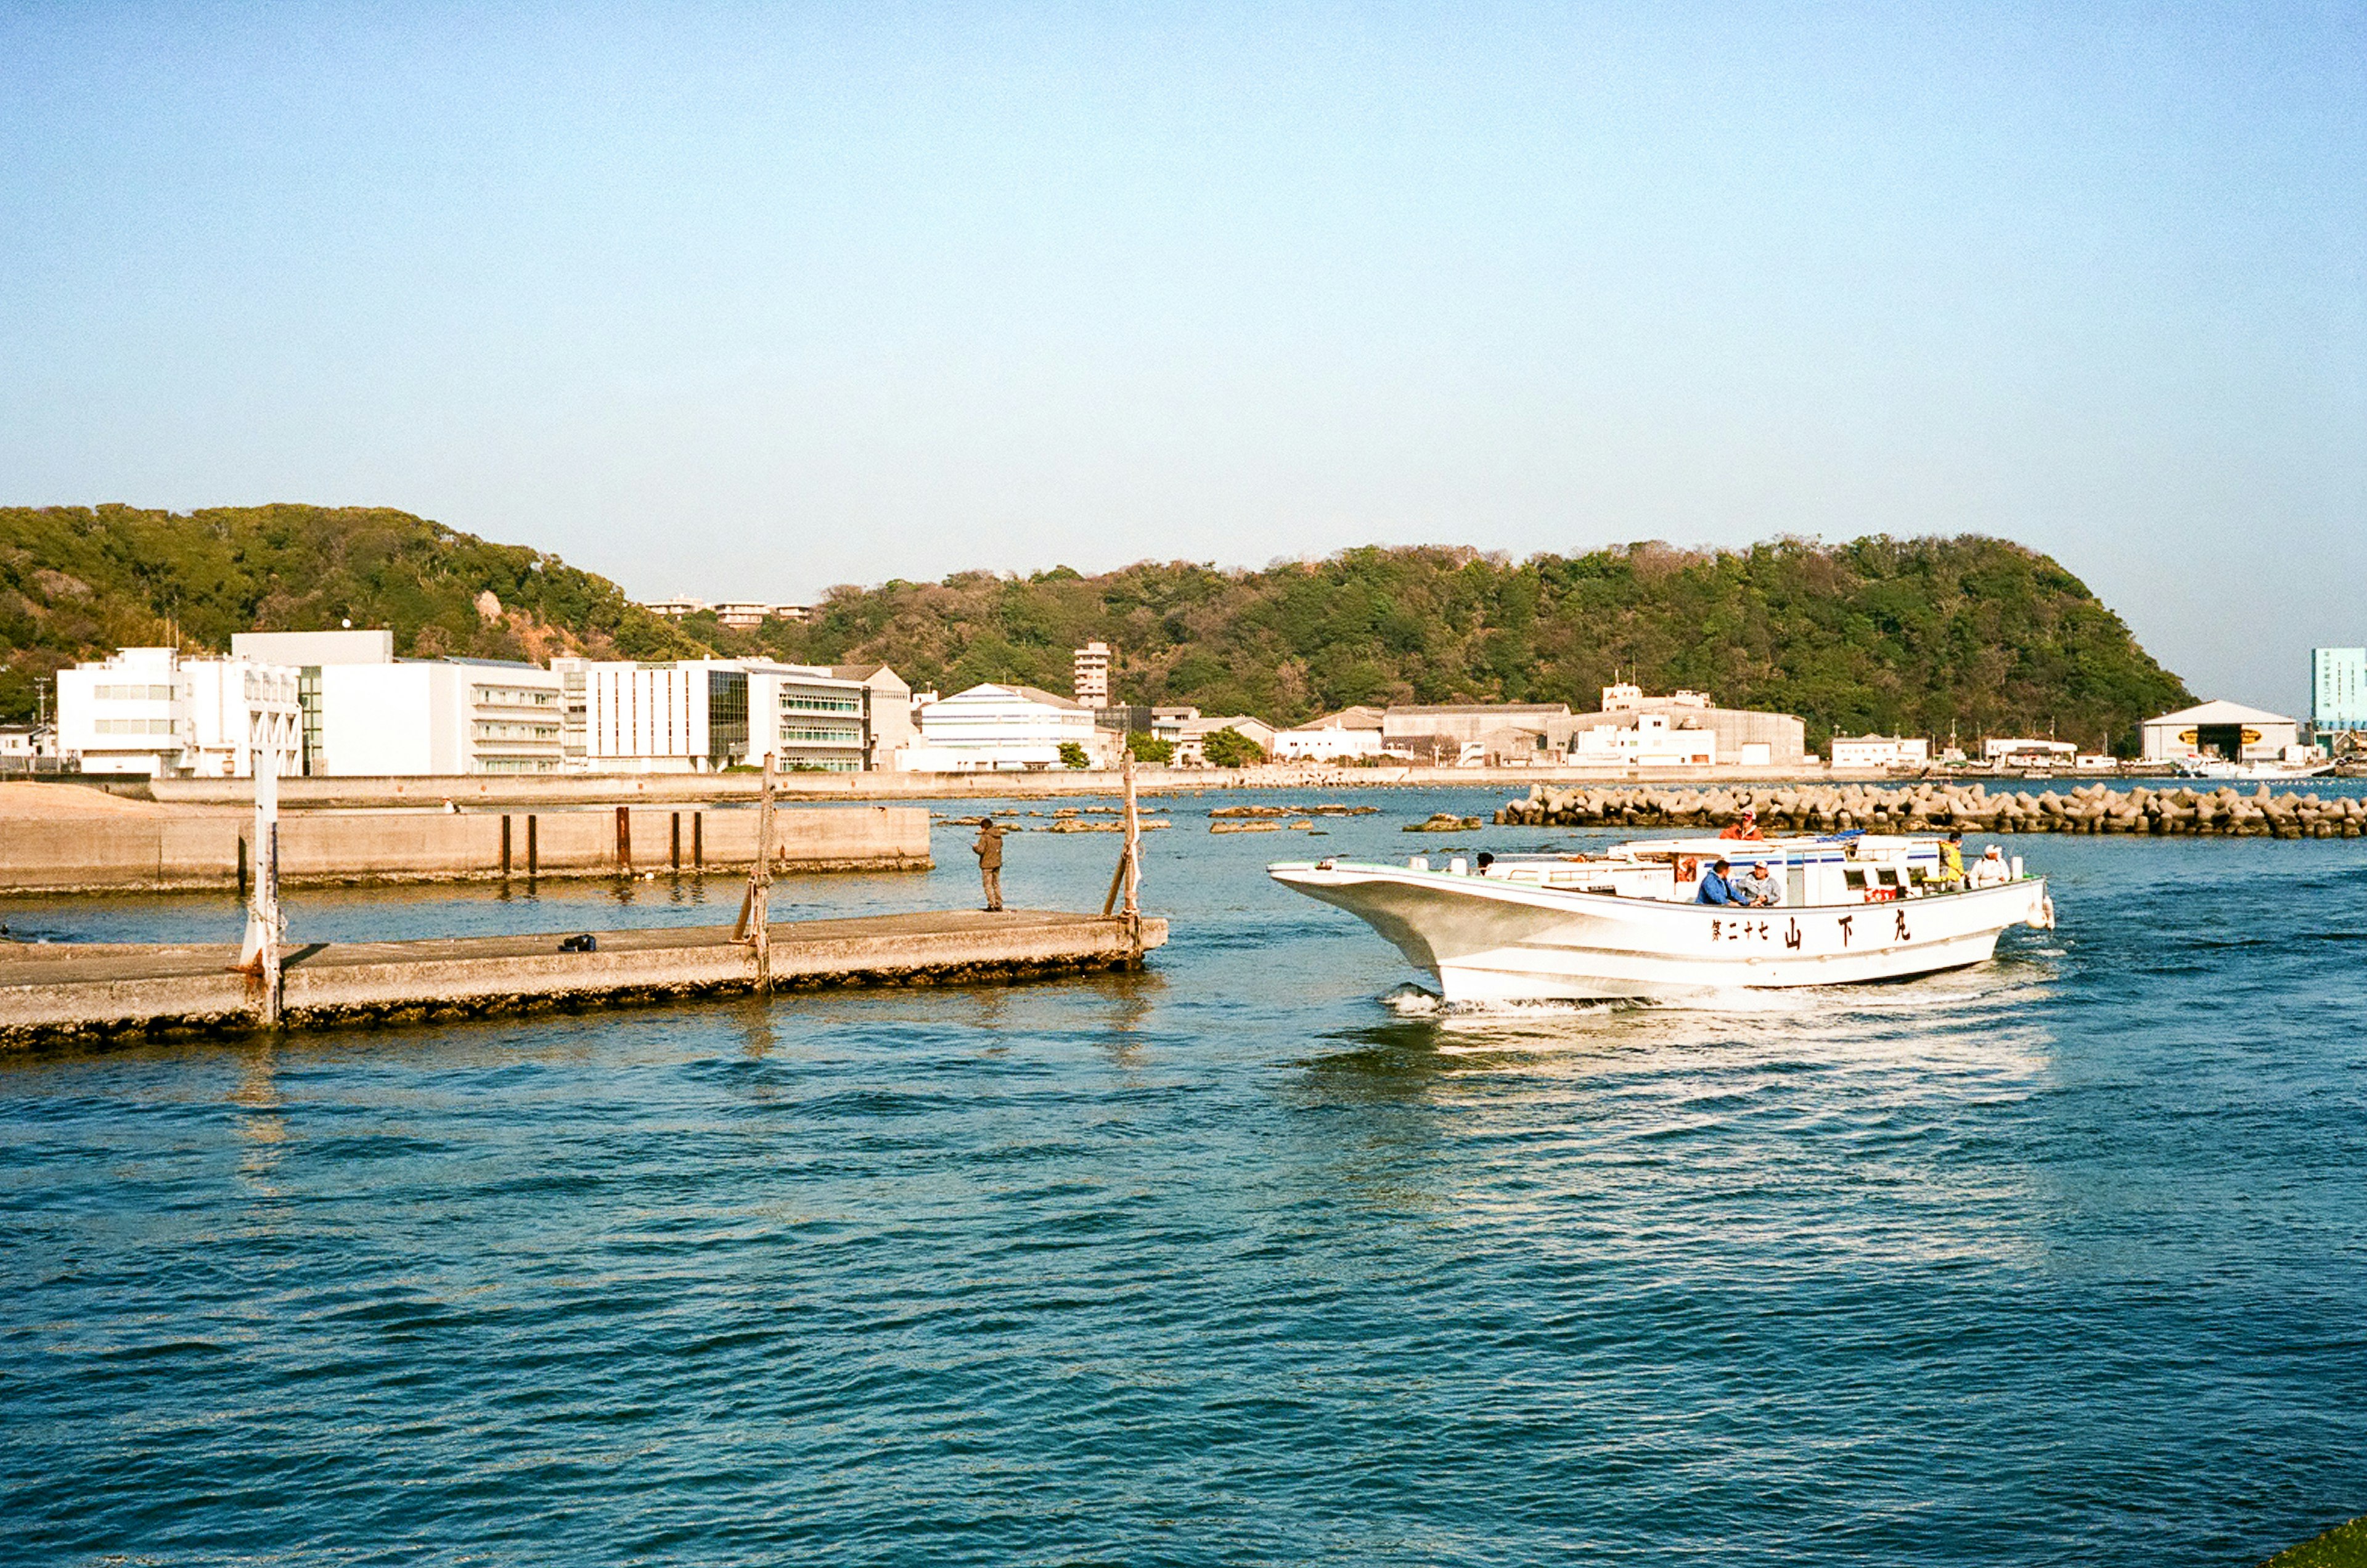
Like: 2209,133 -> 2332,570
615,805 -> 632,872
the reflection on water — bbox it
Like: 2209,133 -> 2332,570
1,788 -> 2363,1566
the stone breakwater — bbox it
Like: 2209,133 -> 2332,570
1497,782 -> 2367,839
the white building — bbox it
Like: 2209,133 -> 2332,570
1828,734 -> 1931,770
1564,709 -> 1717,767
748,664 -> 872,772
555,658 -> 906,773
57,647 -> 301,778
1174,715 -> 1280,767
1073,642 -> 1112,706
904,683 -> 1102,771
1983,737 -> 2079,764
558,658 -> 753,773
2140,700 -> 2300,764
1272,706 -> 1388,762
310,659 -> 564,775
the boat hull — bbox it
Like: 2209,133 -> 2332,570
1270,863 -> 2052,1003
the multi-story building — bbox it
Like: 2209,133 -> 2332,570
555,658 -> 751,773
904,683 -> 1103,770
310,659 -> 564,775
1073,642 -> 1112,706
558,658 -> 902,772
750,665 -> 871,772
639,598 -> 812,625
57,647 -> 301,778
2314,647 -> 2367,736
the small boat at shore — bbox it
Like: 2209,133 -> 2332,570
1270,833 -> 2054,1004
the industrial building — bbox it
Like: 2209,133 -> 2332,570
2140,700 -> 2301,765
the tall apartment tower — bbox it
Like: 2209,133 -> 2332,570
1073,641 -> 1112,707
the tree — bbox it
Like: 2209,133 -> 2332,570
1127,732 -> 1174,764
1057,740 -> 1090,769
1200,727 -> 1264,768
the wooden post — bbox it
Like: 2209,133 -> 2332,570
1121,753 -> 1143,963
526,814 -> 538,876
615,805 -> 631,871
671,811 -> 681,870
693,811 -> 703,869
236,831 -> 248,898
501,815 -> 512,877
749,754 -> 776,992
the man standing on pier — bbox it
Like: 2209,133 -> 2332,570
973,818 -> 1006,911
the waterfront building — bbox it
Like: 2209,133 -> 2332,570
1272,706 -> 1388,762
57,647 -> 301,778
313,659 -> 565,775
1073,642 -> 1112,707
1382,704 -> 1574,765
1172,716 -> 1280,767
232,629 -> 394,775
903,683 -> 1102,771
1982,737 -> 2078,765
747,665 -> 872,772
2140,700 -> 2301,764
1542,687 -> 1804,769
557,658 -> 754,773
2314,647 -> 2367,736
1828,735 -> 1932,770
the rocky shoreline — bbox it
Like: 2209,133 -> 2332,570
1496,781 -> 2367,839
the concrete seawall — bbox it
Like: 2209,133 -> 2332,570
0,909 -> 1166,1048
0,804 -> 931,892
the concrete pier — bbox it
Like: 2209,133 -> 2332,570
0,909 -> 1167,1048
0,801 -> 931,893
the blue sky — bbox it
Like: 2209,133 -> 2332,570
3,2 -> 2360,713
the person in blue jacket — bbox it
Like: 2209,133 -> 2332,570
1696,857 -> 1739,904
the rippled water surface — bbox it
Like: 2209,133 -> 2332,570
5,786 -> 2364,1565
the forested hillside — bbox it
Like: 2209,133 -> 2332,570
1,507 -> 2188,751
726,536 -> 2189,753
0,505 -> 697,718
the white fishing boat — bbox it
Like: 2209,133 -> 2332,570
1269,833 -> 2054,1004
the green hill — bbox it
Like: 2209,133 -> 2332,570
0,504 -> 698,719
729,536 -> 2191,754
1,508 -> 2189,753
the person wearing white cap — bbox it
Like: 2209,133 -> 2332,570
1733,859 -> 1781,906
1968,844 -> 2013,888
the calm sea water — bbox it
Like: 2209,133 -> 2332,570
4,785 -> 2363,1566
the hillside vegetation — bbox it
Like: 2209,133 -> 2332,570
0,504 -> 697,718
730,536 -> 2191,753
1,507 -> 2189,751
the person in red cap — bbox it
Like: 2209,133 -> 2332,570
1720,808 -> 1765,841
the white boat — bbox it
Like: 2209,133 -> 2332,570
1269,834 -> 2054,1004
2172,757 -> 2334,782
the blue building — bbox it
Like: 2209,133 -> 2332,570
2313,647 -> 2367,738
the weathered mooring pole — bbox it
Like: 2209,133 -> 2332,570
1102,753 -> 1145,966
734,752 -> 777,994
234,730 -> 284,1027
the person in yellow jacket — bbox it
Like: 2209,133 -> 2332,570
1936,829 -> 1967,886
